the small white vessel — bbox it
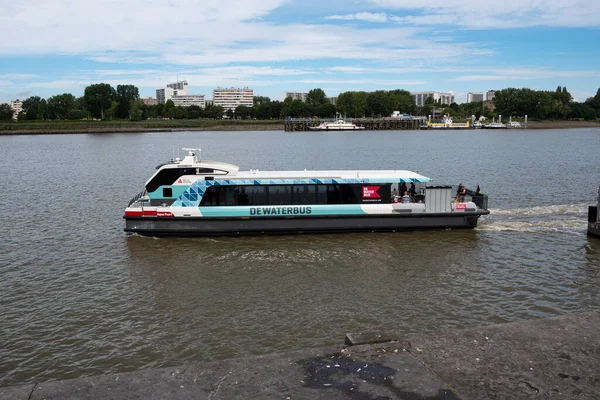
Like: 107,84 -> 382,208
422,115 -> 471,130
482,121 -> 507,129
309,119 -> 365,131
507,121 -> 522,128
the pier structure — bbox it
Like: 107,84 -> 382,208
284,117 -> 427,132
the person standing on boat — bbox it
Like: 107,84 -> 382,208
456,183 -> 466,203
408,182 -> 416,199
400,182 -> 408,196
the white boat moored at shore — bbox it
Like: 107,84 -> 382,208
309,119 -> 365,131
422,115 -> 471,130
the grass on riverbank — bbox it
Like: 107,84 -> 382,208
0,119 -> 284,133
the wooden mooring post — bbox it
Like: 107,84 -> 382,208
284,118 -> 427,132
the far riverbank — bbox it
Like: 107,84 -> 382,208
1,119 -> 599,135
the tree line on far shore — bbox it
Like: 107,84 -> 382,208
1,83 -> 599,122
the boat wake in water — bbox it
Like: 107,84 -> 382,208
477,203 -> 588,235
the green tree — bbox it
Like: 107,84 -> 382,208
115,85 -> 140,119
21,96 -> 44,120
0,103 -> 13,120
388,89 -> 415,115
235,105 -> 252,119
270,100 -> 284,119
335,92 -> 353,117
47,93 -> 76,120
316,102 -> 336,118
174,106 -> 187,119
204,105 -> 225,119
366,90 -> 388,117
306,88 -> 327,110
163,99 -> 175,119
187,105 -> 203,119
84,83 -> 116,119
350,92 -> 368,118
129,100 -> 144,121
253,96 -> 271,105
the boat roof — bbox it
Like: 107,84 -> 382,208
154,150 -> 431,183
234,169 -> 430,182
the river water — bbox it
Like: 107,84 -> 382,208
1,128 -> 599,386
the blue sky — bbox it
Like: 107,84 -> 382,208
1,0 -> 599,104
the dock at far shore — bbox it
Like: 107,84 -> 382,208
284,117 -> 427,131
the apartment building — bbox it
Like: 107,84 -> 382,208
213,87 -> 253,112
486,90 -> 496,101
283,91 -> 308,102
156,80 -> 189,104
172,94 -> 205,108
10,100 -> 23,120
411,92 -> 454,107
467,92 -> 484,103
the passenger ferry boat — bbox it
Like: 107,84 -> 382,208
123,149 -> 490,236
421,115 -> 471,130
309,119 -> 365,131
589,186 -> 600,238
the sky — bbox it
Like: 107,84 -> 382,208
1,0 -> 599,104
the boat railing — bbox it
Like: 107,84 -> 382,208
128,190 -> 148,208
465,189 -> 488,210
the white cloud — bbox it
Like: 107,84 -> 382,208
368,0 -> 600,28
326,12 -> 390,23
454,68 -> 600,81
0,73 -> 39,80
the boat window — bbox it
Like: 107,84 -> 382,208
198,184 -> 391,206
162,187 -> 173,197
146,168 -> 197,193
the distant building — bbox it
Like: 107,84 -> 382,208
156,80 -> 189,104
483,100 -> 495,111
10,100 -> 22,120
172,94 -> 205,108
327,96 -> 337,106
486,90 -> 496,101
467,92 -> 484,103
213,87 -> 253,112
142,97 -> 157,106
205,99 -> 214,107
284,91 -> 308,102
411,92 -> 454,107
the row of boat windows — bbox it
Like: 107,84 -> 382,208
196,184 -> 391,206
146,168 -> 228,193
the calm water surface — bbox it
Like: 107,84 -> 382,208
1,128 -> 599,386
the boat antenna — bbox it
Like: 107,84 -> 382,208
172,145 -> 175,161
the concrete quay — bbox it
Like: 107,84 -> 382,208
2,311 -> 599,399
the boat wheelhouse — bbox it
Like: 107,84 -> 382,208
124,149 -> 490,236
309,120 -> 365,131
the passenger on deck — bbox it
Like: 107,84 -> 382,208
408,182 -> 416,198
400,182 -> 408,196
456,183 -> 466,203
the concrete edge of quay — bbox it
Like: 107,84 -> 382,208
2,311 -> 599,400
